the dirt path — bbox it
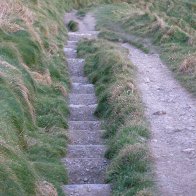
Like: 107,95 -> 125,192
62,13 -> 111,196
123,44 -> 196,196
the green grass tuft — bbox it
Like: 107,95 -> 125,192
67,20 -> 79,32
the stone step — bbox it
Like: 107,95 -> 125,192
67,40 -> 78,48
67,58 -> 85,64
62,158 -> 108,184
72,83 -> 94,94
68,32 -> 97,41
63,184 -> 111,196
68,130 -> 104,145
69,94 -> 97,105
69,104 -> 97,121
69,121 -> 102,130
68,62 -> 85,77
68,58 -> 85,67
67,145 -> 106,158
64,48 -> 77,58
71,76 -> 89,84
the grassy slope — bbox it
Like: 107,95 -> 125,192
0,0 -> 71,195
78,39 -> 153,196
0,0 -> 129,195
95,1 -> 196,95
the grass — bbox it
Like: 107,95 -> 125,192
0,0 -> 72,195
94,2 -> 196,95
77,39 -> 154,196
67,20 -> 79,32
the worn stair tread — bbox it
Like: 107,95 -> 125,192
71,76 -> 89,84
68,58 -> 84,67
68,32 -> 97,41
69,104 -> 97,121
69,121 -> 102,130
63,184 -> 111,196
62,158 -> 108,184
67,58 -> 85,63
64,48 -> 77,58
67,40 -> 78,48
69,64 -> 85,77
68,130 -> 105,145
67,145 -> 106,158
72,83 -> 95,94
69,94 -> 97,105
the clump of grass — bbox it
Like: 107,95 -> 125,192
78,39 -> 154,195
67,20 -> 79,32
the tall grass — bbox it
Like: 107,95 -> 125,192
78,39 -> 154,196
0,0 -> 71,195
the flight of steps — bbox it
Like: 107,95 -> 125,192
62,32 -> 111,196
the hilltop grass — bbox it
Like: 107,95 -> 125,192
95,2 -> 196,95
77,39 -> 154,196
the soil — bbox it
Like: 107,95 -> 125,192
123,44 -> 196,196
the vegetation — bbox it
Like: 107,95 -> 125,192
0,0 -> 71,195
1,0 -> 195,195
78,39 -> 153,196
95,1 -> 196,95
67,20 -> 79,32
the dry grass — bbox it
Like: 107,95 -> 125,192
0,0 -> 34,30
180,54 -> 196,74
15,79 -> 36,122
36,181 -> 58,196
32,69 -> 52,85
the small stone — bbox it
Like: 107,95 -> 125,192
84,177 -> 88,182
153,111 -> 166,115
173,129 -> 182,133
87,187 -> 91,192
182,148 -> 195,154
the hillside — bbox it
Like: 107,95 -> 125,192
0,0 -> 195,195
0,0 -> 69,195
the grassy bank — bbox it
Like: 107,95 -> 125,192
78,39 -> 153,196
0,0 -> 71,195
95,1 -> 196,95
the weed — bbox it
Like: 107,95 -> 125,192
67,20 -> 79,32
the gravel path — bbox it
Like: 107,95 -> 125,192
123,43 -> 196,196
62,13 -> 111,196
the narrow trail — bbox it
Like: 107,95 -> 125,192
62,13 -> 111,196
123,44 -> 196,196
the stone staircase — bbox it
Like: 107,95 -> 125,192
62,32 -> 111,196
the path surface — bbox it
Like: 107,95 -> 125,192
123,44 -> 196,196
62,13 -> 111,196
